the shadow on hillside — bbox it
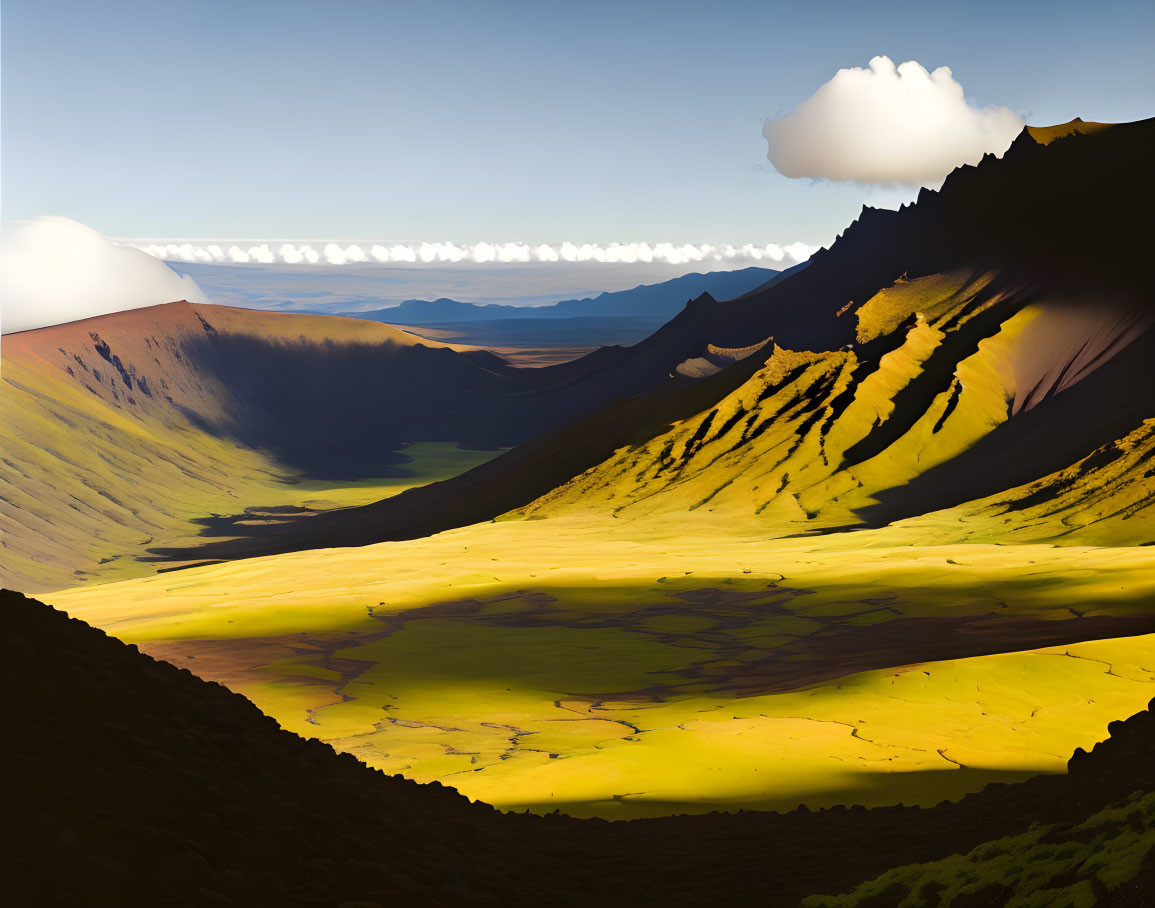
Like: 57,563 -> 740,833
179,333 -> 523,479
504,766 -> 1048,820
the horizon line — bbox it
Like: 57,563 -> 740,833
125,239 -> 821,268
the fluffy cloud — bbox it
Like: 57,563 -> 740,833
130,239 -> 820,269
0,217 -> 207,334
764,56 -> 1024,185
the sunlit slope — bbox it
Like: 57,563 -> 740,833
0,303 -> 500,592
511,120 -> 1151,542
1026,116 -> 1114,145
519,268 -> 1154,544
45,515 -> 1155,819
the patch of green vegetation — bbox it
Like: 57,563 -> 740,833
801,791 -> 1155,907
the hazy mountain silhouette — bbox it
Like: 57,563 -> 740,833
354,267 -> 782,325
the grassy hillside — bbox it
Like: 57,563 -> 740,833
3,284 -> 807,593
804,793 -> 1153,907
803,700 -> 1155,907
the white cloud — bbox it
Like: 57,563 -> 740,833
125,239 -> 821,269
469,242 -> 496,263
0,217 -> 207,334
322,242 -> 348,265
279,243 -> 305,264
763,56 -> 1024,186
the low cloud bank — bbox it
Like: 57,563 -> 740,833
130,239 -> 820,269
764,56 -> 1024,186
1,217 -> 206,334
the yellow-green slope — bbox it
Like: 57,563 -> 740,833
517,269 -> 1153,545
0,302 -> 493,592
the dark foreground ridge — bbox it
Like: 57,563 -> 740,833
3,589 -> 1152,907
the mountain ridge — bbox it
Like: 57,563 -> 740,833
349,266 -> 782,325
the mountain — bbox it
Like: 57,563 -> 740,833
516,119 -> 1154,541
1,277 -> 785,592
360,268 -> 807,364
353,267 -> 782,325
5,588 -> 1151,907
158,117 -> 1154,562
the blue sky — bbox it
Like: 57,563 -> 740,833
3,0 -> 1152,247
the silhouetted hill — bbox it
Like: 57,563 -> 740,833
4,589 -> 1151,907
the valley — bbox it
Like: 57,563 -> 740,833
7,5 -> 1154,903
45,518 -> 1155,818
8,119 -> 1155,826
0,303 -> 505,592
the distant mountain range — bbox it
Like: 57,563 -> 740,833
349,266 -> 783,325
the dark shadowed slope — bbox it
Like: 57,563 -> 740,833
160,118 -> 1155,562
4,589 -> 1152,908
2,302 -> 528,478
